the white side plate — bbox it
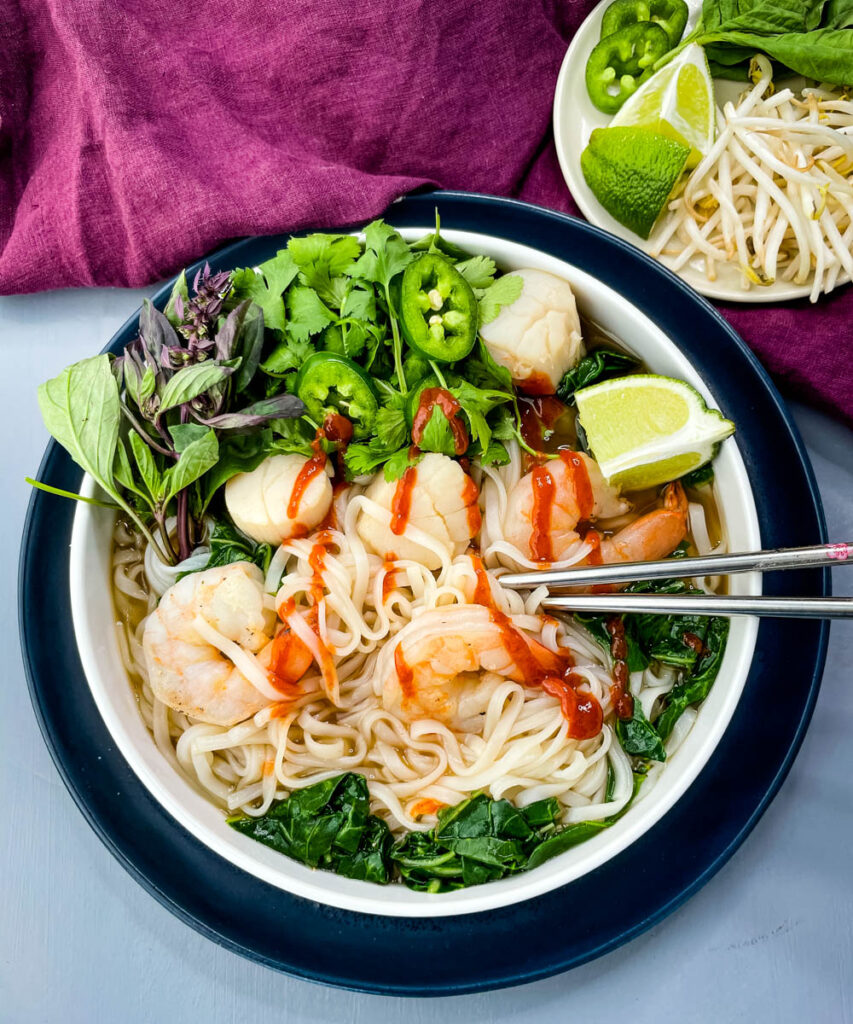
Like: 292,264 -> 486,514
552,0 -> 850,303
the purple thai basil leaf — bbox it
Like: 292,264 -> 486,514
139,299 -> 181,359
232,305 -> 265,394
215,300 -> 252,361
197,393 -> 305,429
163,270 -> 189,328
190,388 -> 223,419
162,345 -> 194,370
192,263 -> 210,295
111,355 -> 125,388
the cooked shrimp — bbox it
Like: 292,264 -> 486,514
600,481 -> 689,563
379,604 -> 565,729
503,451 -> 629,562
225,453 -> 333,544
357,453 -> 481,571
143,562 -> 292,727
479,268 -> 584,394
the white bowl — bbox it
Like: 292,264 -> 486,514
70,228 -> 760,917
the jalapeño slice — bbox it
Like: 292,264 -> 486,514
400,253 -> 478,363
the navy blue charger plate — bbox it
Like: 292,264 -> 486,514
19,192 -> 829,995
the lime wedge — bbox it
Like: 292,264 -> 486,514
611,43 -> 715,169
575,374 -> 735,490
581,126 -> 689,239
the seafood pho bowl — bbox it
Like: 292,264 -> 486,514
59,223 -> 759,917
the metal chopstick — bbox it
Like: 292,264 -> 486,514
541,594 -> 853,619
500,542 -> 852,590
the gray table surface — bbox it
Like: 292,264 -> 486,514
2,286 -> 851,1024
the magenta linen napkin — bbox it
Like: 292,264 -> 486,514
1,1 -> 851,423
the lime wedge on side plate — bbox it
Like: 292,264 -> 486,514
575,374 -> 735,490
581,127 -> 689,239
611,43 -> 715,169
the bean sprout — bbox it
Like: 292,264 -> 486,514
648,57 -> 853,301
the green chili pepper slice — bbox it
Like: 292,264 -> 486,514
585,22 -> 670,114
600,0 -> 688,49
400,253 -> 478,363
294,352 -> 379,440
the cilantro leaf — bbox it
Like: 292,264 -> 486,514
321,321 -> 373,362
374,380 -> 407,409
268,417 -> 334,458
448,380 -> 511,452
287,234 -> 362,308
341,283 -> 376,322
343,443 -> 393,477
479,273 -> 523,326
455,255 -> 497,289
346,220 -> 414,391
492,405 -> 518,441
340,442 -> 422,482
347,220 -> 413,290
467,339 -> 514,391
384,447 -> 422,481
229,251 -> 298,334
478,439 -> 510,466
374,406 -> 408,451
419,405 -> 458,456
450,380 -> 512,417
260,335 -> 314,375
286,287 -> 336,343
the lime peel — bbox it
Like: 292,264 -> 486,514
581,127 -> 690,239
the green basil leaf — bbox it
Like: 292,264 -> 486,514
824,0 -> 853,28
113,439 -> 149,502
128,430 -> 163,501
158,363 -> 231,414
707,27 -> 853,83
168,423 -> 210,452
37,354 -> 122,498
161,430 -> 219,505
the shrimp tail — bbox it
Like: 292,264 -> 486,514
601,482 -> 688,564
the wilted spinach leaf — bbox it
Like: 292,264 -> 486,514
577,574 -> 729,762
557,349 -> 639,402
228,772 -> 394,885
682,462 -> 715,487
655,617 -> 730,741
230,772 -> 653,892
616,699 -> 667,761
180,520 -> 273,579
